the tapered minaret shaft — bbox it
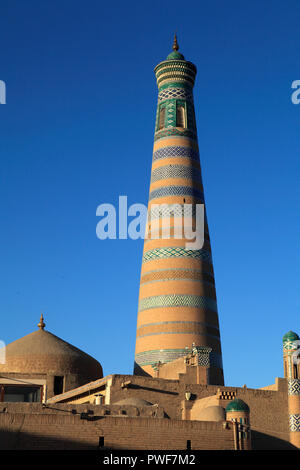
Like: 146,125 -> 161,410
134,38 -> 224,385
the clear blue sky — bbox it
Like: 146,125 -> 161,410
0,0 -> 299,389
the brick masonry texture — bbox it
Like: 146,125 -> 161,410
0,375 -> 295,450
0,403 -> 235,450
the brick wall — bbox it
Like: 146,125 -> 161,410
109,375 -> 182,419
108,374 -> 291,446
0,403 -> 235,450
0,373 -> 293,450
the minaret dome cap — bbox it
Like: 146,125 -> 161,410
154,36 -> 196,90
225,398 -> 250,413
283,331 -> 299,343
166,50 -> 185,60
166,33 -> 185,60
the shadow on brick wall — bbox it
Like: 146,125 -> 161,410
251,431 -> 297,450
0,428 -> 99,450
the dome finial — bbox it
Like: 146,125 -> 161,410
173,32 -> 179,51
38,313 -> 45,330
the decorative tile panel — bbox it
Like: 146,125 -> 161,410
158,87 -> 194,103
149,186 -> 204,202
154,128 -> 196,141
289,414 -> 300,432
150,164 -> 202,184
138,294 -> 218,313
283,340 -> 299,351
288,379 -> 300,396
134,348 -> 223,369
166,100 -> 176,128
153,146 -> 199,162
148,203 -> 204,220
142,247 -> 212,264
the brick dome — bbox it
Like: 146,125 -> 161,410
0,318 -> 103,385
190,404 -> 225,422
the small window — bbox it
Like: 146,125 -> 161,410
284,360 -> 287,378
99,436 -> 104,448
294,364 -> 298,379
158,107 -> 166,130
176,105 -> 186,128
186,440 -> 191,450
54,376 -> 64,395
1,385 -> 41,402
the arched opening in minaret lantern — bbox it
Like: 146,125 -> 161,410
158,106 -> 166,130
176,103 -> 186,128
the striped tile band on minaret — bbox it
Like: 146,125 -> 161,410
134,36 -> 224,385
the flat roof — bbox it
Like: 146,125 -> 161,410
46,375 -> 112,404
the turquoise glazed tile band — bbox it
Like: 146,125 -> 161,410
142,247 -> 212,264
138,294 -> 217,313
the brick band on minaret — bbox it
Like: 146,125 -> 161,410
134,39 -> 224,385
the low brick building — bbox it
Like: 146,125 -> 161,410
0,325 -> 299,450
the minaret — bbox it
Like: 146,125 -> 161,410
283,331 -> 300,448
134,36 -> 224,385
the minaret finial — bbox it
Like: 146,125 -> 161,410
173,33 -> 179,52
38,313 -> 45,330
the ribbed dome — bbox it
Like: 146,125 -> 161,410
225,399 -> 250,413
0,325 -> 103,384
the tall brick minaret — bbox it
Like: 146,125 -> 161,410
134,36 -> 224,385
